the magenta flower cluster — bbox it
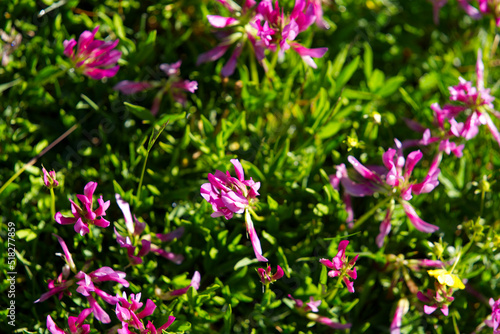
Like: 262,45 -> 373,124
114,60 -> 198,115
197,0 -> 328,76
63,26 -> 121,80
319,240 -> 359,293
330,139 -> 440,247
55,182 -> 111,236
115,194 -> 184,266
200,158 -> 267,262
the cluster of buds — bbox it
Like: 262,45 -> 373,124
63,26 -> 121,80
197,0 -> 328,76
115,194 -> 184,266
114,60 -> 198,115
43,167 -> 59,189
330,139 -> 440,247
257,264 -> 284,286
319,240 -> 359,293
55,182 -> 111,236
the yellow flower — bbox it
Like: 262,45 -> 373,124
427,269 -> 465,290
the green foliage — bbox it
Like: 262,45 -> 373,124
1,0 -> 500,333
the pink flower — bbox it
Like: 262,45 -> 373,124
330,140 -> 440,246
198,0 -> 327,76
319,240 -> 359,292
485,297 -> 500,333
201,159 -> 267,262
431,49 -> 500,147
114,292 -> 175,333
36,235 -> 128,324
55,182 -> 110,236
417,283 -> 455,316
63,26 -> 121,80
115,194 -> 184,266
459,0 -> 500,25
114,60 -> 197,115
46,309 -> 92,334
42,167 -> 59,188
257,265 -> 284,285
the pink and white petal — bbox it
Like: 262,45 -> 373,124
230,158 -> 245,181
74,218 -> 90,236
135,299 -> 157,319
93,217 -> 110,228
347,156 -> 381,182
483,112 -> 500,147
221,43 -> 243,77
46,315 -> 65,334
157,316 -> 176,331
196,44 -> 231,65
245,209 -> 268,262
55,212 -> 78,225
114,81 -> 153,95
207,15 -> 238,28
87,295 -> 111,323
84,65 -> 120,80
156,226 -> 185,242
63,39 -> 77,58
402,202 -> 439,233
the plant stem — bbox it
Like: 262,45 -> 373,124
352,196 -> 392,230
50,188 -> 56,219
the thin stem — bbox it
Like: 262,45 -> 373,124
136,150 -> 149,201
352,196 -> 392,230
325,275 -> 343,303
0,111 -> 93,195
50,188 -> 56,219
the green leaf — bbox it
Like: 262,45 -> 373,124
124,102 -> 155,122
363,42 -> 373,80
375,76 -> 405,98
234,257 -> 258,270
336,56 -> 360,94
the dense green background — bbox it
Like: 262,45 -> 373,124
1,0 -> 499,333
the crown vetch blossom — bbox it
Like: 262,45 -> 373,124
257,265 -> 284,285
417,282 -> 455,316
428,49 -> 500,148
319,240 -> 359,293
55,182 -> 110,236
113,292 -> 176,334
458,0 -> 500,25
115,194 -> 184,266
46,309 -> 92,334
330,139 -> 440,247
201,158 -> 267,262
114,60 -> 197,115
197,0 -> 328,76
36,235 -> 129,324
63,26 -> 121,80
485,297 -> 500,333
